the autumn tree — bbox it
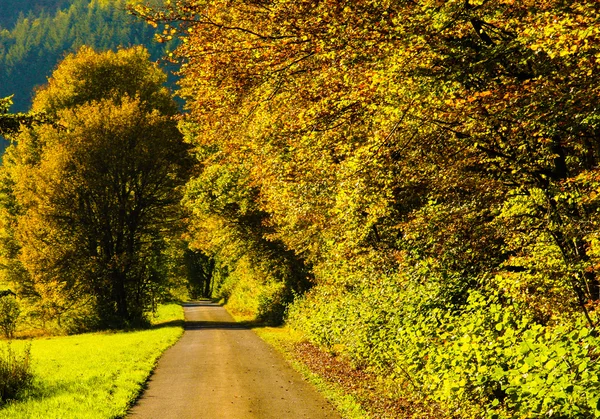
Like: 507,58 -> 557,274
0,46 -> 190,328
136,0 -> 600,317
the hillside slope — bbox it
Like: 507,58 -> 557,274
0,0 -> 166,113
0,0 -> 72,29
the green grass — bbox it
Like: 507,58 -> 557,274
0,303 -> 184,419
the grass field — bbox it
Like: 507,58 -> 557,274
0,303 -> 184,419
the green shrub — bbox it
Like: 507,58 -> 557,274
0,343 -> 33,404
288,274 -> 600,418
410,292 -> 600,418
256,282 -> 290,325
0,295 -> 20,339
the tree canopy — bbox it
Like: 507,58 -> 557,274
135,0 -> 600,416
138,0 -> 600,319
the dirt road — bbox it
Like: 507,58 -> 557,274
128,301 -> 341,419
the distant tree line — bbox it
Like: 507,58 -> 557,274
0,0 -> 71,29
0,0 -> 170,113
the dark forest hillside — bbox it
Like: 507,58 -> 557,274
0,0 -> 71,29
0,0 -> 167,113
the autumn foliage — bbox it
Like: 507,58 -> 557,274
0,0 -> 599,416
129,0 -> 600,416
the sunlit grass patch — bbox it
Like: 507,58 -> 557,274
149,303 -> 185,326
0,303 -> 184,419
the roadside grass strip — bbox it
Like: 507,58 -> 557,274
0,303 -> 184,419
253,326 -> 369,419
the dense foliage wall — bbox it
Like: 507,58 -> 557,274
137,0 -> 600,416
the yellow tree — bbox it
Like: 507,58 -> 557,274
0,46 -> 190,328
136,0 -> 600,320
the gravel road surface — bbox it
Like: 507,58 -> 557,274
128,301 -> 341,419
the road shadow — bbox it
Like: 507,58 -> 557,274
184,320 -> 249,330
151,319 -> 185,330
181,300 -> 218,308
180,300 -> 278,330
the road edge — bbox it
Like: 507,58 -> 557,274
223,306 -> 370,419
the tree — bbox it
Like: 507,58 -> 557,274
0,46 -> 190,328
136,0 -> 600,321
0,294 -> 20,338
